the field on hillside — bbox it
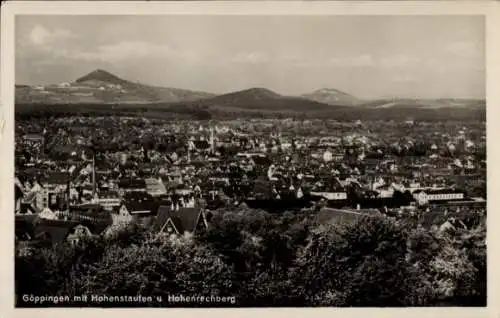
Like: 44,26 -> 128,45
15,102 -> 486,122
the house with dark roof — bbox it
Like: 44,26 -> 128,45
118,178 -> 147,194
22,201 -> 111,244
310,189 -> 347,201
151,205 -> 208,236
119,198 -> 158,217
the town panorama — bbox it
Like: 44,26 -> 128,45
14,15 -> 486,308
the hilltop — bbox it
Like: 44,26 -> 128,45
217,87 -> 283,101
178,87 -> 347,113
75,69 -> 128,85
301,88 -> 360,106
15,69 -> 215,105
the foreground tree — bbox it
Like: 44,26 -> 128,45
293,217 -> 423,306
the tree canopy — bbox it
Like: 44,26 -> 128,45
16,207 -> 486,307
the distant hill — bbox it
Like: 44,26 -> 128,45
180,87 -> 347,112
15,69 -> 485,122
301,88 -> 360,106
359,98 -> 486,110
15,69 -> 215,105
75,69 -> 128,85
216,87 -> 282,101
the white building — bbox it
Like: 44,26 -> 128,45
97,197 -> 122,211
58,82 -> 71,88
310,191 -> 347,200
413,190 -> 465,205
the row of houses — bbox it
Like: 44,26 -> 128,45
16,181 -> 210,244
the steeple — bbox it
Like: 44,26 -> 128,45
210,126 -> 215,154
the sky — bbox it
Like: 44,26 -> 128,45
15,15 -> 485,99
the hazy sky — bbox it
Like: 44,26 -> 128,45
16,15 -> 485,99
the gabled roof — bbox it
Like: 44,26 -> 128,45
122,199 -> 158,215
151,205 -> 206,234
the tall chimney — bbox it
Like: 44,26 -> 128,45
210,127 -> 215,154
92,154 -> 96,197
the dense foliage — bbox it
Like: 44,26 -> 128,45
16,208 -> 486,307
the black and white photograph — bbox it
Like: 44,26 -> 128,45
2,1 -> 494,312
